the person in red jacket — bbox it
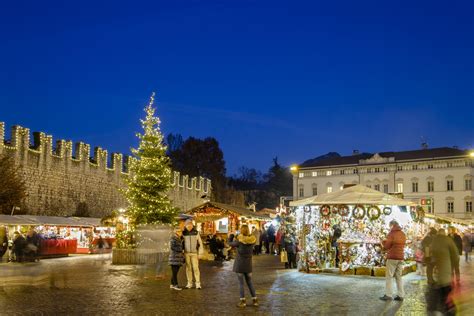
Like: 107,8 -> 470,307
380,220 -> 407,301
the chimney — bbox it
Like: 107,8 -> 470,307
352,149 -> 359,155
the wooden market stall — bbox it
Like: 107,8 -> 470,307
187,201 -> 271,237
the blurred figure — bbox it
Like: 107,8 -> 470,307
168,227 -> 185,290
426,229 -> 459,315
282,233 -> 297,269
415,239 -> 425,275
251,227 -> 261,255
462,233 -> 471,262
267,224 -> 276,255
332,224 -> 342,268
25,227 -> 41,262
448,227 -> 462,283
261,228 -> 269,254
0,226 -> 8,262
275,227 -> 283,255
380,220 -> 406,301
12,231 -> 26,262
422,228 -> 438,284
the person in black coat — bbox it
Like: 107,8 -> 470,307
0,226 -> 8,261
229,225 -> 258,308
281,233 -> 297,269
168,228 -> 185,290
448,227 -> 462,283
12,231 -> 26,262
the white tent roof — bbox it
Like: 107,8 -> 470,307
290,184 -> 415,207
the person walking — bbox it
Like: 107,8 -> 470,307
261,228 -> 269,254
448,227 -> 462,283
422,228 -> 437,284
426,229 -> 459,315
462,233 -> 471,263
267,224 -> 276,255
182,219 -> 203,289
0,226 -> 8,262
282,233 -> 297,269
380,220 -> 406,301
169,227 -> 185,290
229,224 -> 258,308
12,231 -> 26,262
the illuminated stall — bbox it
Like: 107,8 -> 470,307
187,202 -> 271,237
290,185 -> 421,276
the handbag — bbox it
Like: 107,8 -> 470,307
280,250 -> 288,263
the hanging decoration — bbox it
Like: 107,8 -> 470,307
338,205 -> 349,217
320,205 -> 331,217
367,205 -> 381,221
382,206 -> 392,215
352,205 -> 366,219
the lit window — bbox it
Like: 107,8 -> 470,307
397,183 -> 403,193
299,172 -> 304,178
466,201 -> 473,213
312,171 -> 318,177
447,180 -> 454,191
447,202 -> 454,213
327,170 -> 332,176
339,186 -> 344,190
327,186 -> 333,193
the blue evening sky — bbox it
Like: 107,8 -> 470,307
1,0 -> 473,175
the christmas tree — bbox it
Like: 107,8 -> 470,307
124,93 -> 178,225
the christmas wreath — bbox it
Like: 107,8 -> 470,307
331,205 -> 340,215
382,207 -> 392,215
367,205 -> 381,221
338,204 -> 350,217
320,205 -> 331,217
304,206 -> 311,213
352,205 -> 366,219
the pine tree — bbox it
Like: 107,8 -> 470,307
124,93 -> 178,226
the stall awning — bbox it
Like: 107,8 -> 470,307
290,185 -> 415,206
0,215 -> 102,227
187,202 -> 272,222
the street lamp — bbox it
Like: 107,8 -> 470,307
290,165 -> 300,200
470,152 -> 474,158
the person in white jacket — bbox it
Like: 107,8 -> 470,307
182,219 -> 204,289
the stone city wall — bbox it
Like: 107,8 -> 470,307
0,122 -> 211,217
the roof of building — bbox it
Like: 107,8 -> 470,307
187,201 -> 271,222
300,147 -> 470,168
0,215 -> 102,227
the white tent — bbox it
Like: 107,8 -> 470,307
290,184 -> 415,207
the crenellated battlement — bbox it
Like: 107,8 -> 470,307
0,121 -> 211,216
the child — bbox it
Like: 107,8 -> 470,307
169,228 -> 185,290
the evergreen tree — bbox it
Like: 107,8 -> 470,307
124,93 -> 178,225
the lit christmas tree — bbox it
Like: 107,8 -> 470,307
124,93 -> 178,226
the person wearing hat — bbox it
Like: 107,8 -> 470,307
182,219 -> 204,289
380,220 -> 407,301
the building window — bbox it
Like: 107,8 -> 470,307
367,185 -> 371,189
447,180 -> 454,191
312,186 -> 317,196
383,167 -> 388,172
327,186 -> 333,193
340,170 -> 345,175
353,169 -> 358,174
428,181 -> 434,192
447,202 -> 454,213
397,166 -> 403,171
413,165 -> 418,170
327,170 -> 332,176
466,179 -> 472,190
367,168 -> 372,173
375,168 -> 380,173
447,162 -> 452,168
374,184 -> 380,191
383,184 -> 389,193
397,183 -> 403,193
466,201 -> 473,213
412,182 -> 418,193
299,187 -> 304,197
299,172 -> 304,178
312,171 -> 318,177
428,164 -> 433,169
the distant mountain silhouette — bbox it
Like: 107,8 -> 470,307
302,152 -> 341,166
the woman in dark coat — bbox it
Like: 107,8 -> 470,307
229,225 -> 258,308
0,226 -> 8,260
169,228 -> 185,290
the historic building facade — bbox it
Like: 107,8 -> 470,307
0,122 -> 211,217
292,147 -> 474,220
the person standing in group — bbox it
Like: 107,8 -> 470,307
0,226 -> 8,262
462,233 -> 471,262
426,229 -> 459,315
169,227 -> 185,290
229,224 -> 258,308
448,227 -> 462,283
251,227 -> 261,255
422,228 -> 437,284
380,220 -> 406,301
281,232 -> 297,269
183,219 -> 203,289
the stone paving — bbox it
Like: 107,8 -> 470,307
0,254 -> 472,315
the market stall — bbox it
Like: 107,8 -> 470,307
187,202 -> 271,236
290,185 -> 421,276
0,215 -> 116,256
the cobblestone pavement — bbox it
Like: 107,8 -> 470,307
0,254 -> 472,315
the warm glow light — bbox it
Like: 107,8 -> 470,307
470,152 -> 474,158
290,165 -> 298,172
